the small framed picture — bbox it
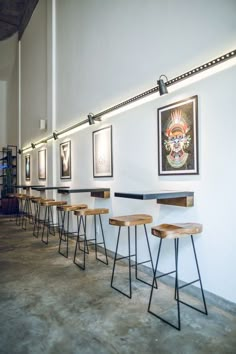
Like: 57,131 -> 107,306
25,155 -> 30,180
158,95 -> 199,175
93,125 -> 113,178
60,141 -> 71,179
38,149 -> 46,180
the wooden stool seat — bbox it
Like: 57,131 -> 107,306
32,198 -> 54,203
74,208 -> 109,216
40,200 -> 67,207
16,194 -> 26,200
109,214 -> 152,227
57,204 -> 88,212
15,193 -> 25,198
152,223 -> 203,239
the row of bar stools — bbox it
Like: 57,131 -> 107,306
57,204 -> 88,258
147,223 -> 208,330
74,208 -> 109,270
109,214 -> 157,299
40,200 -> 67,244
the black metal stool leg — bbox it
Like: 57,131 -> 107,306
33,203 -> 38,237
128,226 -> 132,298
48,206 -> 55,236
59,210 -> 69,257
191,236 -> 208,315
148,238 -> 181,330
74,215 -> 86,270
92,214 -> 109,265
36,204 -> 42,238
148,236 -> 207,330
28,200 -> 34,224
134,225 -> 158,288
98,214 -> 108,264
21,199 -> 27,230
111,226 -> 132,299
42,206 -> 49,244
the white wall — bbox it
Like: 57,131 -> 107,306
21,0 -> 49,146
20,0 -> 236,303
0,33 -> 18,148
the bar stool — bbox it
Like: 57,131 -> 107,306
148,223 -> 208,330
40,200 -> 67,244
109,214 -> 156,299
57,204 -> 88,258
73,208 -> 109,270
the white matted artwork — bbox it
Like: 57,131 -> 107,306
38,149 -> 46,180
60,140 -> 71,179
93,125 -> 113,178
25,154 -> 30,181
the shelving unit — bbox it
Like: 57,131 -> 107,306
0,145 -> 18,212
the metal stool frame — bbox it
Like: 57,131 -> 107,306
148,235 -> 208,330
58,209 -> 80,258
41,205 -> 58,244
73,214 -> 108,270
111,224 -> 157,299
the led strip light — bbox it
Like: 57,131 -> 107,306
21,48 -> 236,153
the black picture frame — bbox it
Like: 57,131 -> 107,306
93,125 -> 113,178
60,141 -> 71,179
158,95 -> 199,175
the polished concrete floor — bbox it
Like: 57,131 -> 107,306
0,215 -> 236,354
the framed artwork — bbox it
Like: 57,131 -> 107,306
38,149 -> 46,180
158,95 -> 199,175
93,125 -> 113,178
60,141 -> 71,179
25,155 -> 30,180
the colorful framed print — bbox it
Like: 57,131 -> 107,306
93,125 -> 113,178
60,141 -> 71,179
38,149 -> 46,180
158,95 -> 199,175
25,154 -> 30,180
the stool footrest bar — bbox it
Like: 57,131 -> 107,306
178,279 -> 199,289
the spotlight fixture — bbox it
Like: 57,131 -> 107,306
31,143 -> 36,149
88,113 -> 95,125
88,112 -> 102,125
18,149 -> 22,154
157,75 -> 168,96
53,131 -> 58,140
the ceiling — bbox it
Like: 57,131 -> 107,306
0,0 -> 39,41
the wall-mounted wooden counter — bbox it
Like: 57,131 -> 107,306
114,190 -> 194,207
57,188 -> 110,199
31,186 -> 70,191
15,185 -> 45,190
